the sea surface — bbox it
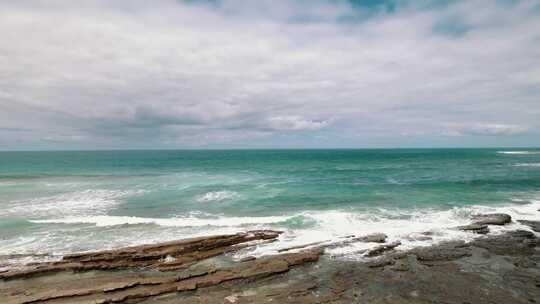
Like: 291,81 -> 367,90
1,149 -> 540,265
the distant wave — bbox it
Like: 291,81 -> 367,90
514,163 -> 540,167
32,214 -> 290,227
1,189 -> 145,218
196,191 -> 239,203
498,151 -> 540,155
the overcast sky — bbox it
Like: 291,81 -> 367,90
0,0 -> 539,150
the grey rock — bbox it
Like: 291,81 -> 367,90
366,257 -> 396,268
472,213 -> 511,225
410,240 -> 471,263
471,230 -> 537,255
353,233 -> 388,243
457,223 -> 489,234
366,241 -> 401,257
518,220 -> 540,232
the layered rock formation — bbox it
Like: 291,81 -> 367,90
1,216 -> 539,304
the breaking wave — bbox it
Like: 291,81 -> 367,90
1,189 -> 145,218
32,214 -> 290,227
25,200 -> 540,260
498,151 -> 540,155
514,163 -> 540,167
196,191 -> 239,203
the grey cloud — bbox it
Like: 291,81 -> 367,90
132,106 -> 207,127
444,123 -> 529,137
0,0 -> 539,149
266,116 -> 330,131
0,127 -> 32,132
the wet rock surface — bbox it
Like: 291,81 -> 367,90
519,220 -> 540,232
1,219 -> 540,304
0,230 -> 283,281
472,213 -> 512,225
457,223 -> 490,234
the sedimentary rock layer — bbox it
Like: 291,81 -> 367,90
1,215 -> 539,304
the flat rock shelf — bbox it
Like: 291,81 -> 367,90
1,215 -> 540,304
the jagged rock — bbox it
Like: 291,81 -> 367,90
366,241 -> 401,257
518,220 -> 540,232
458,223 -> 489,234
472,213 -> 512,225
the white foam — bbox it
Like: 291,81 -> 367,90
234,200 -> 540,259
514,163 -> 540,167
32,214 -> 290,227
1,189 -> 145,218
196,191 -> 239,203
24,200 -> 540,262
0,181 -> 19,186
498,151 -> 540,155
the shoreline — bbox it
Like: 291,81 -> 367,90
1,212 -> 539,303
3,199 -> 539,266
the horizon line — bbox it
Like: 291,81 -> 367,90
1,146 -> 540,153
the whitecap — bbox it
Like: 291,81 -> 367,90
498,151 -> 540,155
23,199 -> 540,261
31,214 -> 291,227
1,189 -> 145,218
196,190 -> 239,203
514,163 -> 540,167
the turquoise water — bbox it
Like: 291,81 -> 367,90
1,149 -> 540,262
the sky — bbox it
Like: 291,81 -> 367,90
0,0 -> 539,150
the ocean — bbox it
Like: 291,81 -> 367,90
1,149 -> 539,265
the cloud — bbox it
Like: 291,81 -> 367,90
266,116 -> 329,131
444,123 -> 529,137
0,0 -> 539,149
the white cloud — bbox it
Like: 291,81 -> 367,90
266,116 -> 329,131
0,0 -> 538,148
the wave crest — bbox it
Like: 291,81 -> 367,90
196,191 -> 239,203
498,151 -> 540,155
1,189 -> 145,218
514,163 -> 540,167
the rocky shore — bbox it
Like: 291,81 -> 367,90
1,214 -> 539,304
